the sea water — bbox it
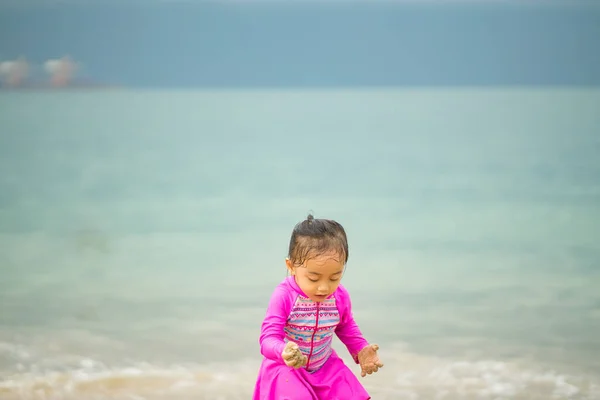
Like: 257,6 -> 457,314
0,88 -> 599,399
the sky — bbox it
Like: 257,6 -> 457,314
0,0 -> 599,87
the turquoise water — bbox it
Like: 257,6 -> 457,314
0,88 -> 599,399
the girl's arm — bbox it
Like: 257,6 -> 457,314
259,284 -> 292,363
334,284 -> 370,364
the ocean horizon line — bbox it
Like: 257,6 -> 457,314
2,82 -> 600,92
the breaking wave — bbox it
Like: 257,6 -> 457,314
1,342 -> 598,400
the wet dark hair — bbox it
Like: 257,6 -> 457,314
287,213 -> 349,267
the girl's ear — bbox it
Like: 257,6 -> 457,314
285,257 -> 295,275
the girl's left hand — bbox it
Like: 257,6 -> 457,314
358,344 -> 384,377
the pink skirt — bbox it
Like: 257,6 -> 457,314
253,349 -> 370,400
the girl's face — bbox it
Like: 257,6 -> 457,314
286,251 -> 345,303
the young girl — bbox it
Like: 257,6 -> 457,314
253,214 -> 383,400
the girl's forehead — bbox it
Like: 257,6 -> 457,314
305,253 -> 345,270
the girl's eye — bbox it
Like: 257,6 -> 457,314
308,278 -> 319,283
330,279 -> 339,282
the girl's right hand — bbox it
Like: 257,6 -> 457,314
282,341 -> 307,368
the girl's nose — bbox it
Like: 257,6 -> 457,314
317,284 -> 329,293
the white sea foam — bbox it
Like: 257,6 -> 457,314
1,343 -> 598,400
